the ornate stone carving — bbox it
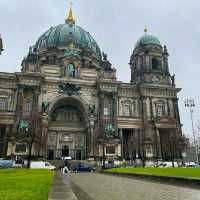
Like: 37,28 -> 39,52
64,49 -> 80,58
58,83 -> 81,96
105,124 -> 117,138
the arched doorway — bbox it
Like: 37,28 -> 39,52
47,97 -> 89,160
62,145 -> 69,157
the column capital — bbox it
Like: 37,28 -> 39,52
99,92 -> 105,99
17,85 -> 25,93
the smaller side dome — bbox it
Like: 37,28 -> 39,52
135,33 -> 161,48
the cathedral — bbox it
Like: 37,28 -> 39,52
0,6 -> 186,165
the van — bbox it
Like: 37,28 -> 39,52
30,161 -> 56,170
159,161 -> 178,168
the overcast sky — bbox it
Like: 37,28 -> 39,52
0,0 -> 199,139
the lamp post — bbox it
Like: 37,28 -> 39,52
184,99 -> 199,164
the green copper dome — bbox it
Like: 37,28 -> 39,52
34,23 -> 102,60
135,34 -> 161,48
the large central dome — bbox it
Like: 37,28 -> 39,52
34,8 -> 101,61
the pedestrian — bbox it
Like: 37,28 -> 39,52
62,159 -> 69,174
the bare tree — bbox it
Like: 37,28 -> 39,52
195,121 -> 200,153
18,109 -> 40,168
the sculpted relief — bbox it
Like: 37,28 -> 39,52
52,105 -> 83,123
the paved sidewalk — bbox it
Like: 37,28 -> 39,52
48,171 -> 78,200
68,173 -> 200,200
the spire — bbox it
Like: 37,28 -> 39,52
144,26 -> 148,35
65,1 -> 75,24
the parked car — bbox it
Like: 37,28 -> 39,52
30,161 -> 56,170
0,159 -> 13,168
72,163 -> 95,173
185,162 -> 198,168
158,161 -> 178,168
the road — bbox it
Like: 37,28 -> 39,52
66,173 -> 200,200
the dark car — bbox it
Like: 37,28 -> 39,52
72,163 -> 95,173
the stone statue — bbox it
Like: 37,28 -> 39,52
171,74 -> 175,86
66,63 -> 76,77
58,83 -> 81,96
102,52 -> 107,61
89,105 -> 96,115
18,120 -> 29,134
105,124 -> 116,137
42,101 -> 49,113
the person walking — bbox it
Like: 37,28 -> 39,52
62,159 -> 69,174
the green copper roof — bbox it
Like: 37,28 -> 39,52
34,23 -> 101,60
135,34 -> 161,48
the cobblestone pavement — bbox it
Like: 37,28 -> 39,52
67,173 -> 200,200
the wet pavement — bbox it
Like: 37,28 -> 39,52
67,173 -> 200,200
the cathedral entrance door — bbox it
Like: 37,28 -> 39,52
47,150 -> 54,160
76,149 -> 82,160
62,146 -> 69,157
49,98 -> 89,160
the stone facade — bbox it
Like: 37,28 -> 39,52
0,10 -> 186,164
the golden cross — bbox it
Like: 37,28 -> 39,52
69,0 -> 73,8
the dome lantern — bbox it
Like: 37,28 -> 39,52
135,28 -> 161,49
65,2 -> 75,25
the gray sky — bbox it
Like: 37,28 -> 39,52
0,0 -> 199,139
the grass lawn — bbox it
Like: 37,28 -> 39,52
106,168 -> 200,179
0,169 -> 55,200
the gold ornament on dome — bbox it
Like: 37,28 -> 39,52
65,1 -> 75,24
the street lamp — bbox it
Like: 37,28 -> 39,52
184,99 -> 199,164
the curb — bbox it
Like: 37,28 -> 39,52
103,172 -> 200,189
48,171 -> 78,200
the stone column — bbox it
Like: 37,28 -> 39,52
111,92 -> 117,130
32,88 -> 40,156
149,97 -> 154,120
41,114 -> 49,158
119,129 -> 123,158
138,129 -> 144,160
99,93 -> 105,126
146,97 -> 151,119
167,99 -> 170,116
156,129 -> 162,159
135,129 -> 139,160
130,129 -> 135,162
15,85 -> 24,134
3,125 -> 10,157
99,92 -> 105,159
140,95 -> 146,164
89,119 -> 95,157
173,98 -> 182,135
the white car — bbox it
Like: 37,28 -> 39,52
185,162 -> 198,168
30,161 -> 56,170
158,162 -> 178,168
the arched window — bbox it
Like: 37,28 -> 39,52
24,97 -> 33,113
122,100 -> 132,117
155,102 -> 165,117
0,98 -> 7,111
104,98 -> 111,116
152,58 -> 160,70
